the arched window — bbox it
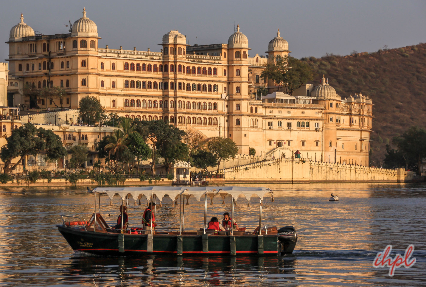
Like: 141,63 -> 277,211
72,40 -> 77,49
148,115 -> 152,121
153,100 -> 158,108
178,116 -> 182,124
178,47 -> 182,55
208,84 -> 212,92
243,51 -> 247,58
186,66 -> 191,74
213,68 -> 217,75
142,63 -> 146,71
112,63 -> 116,70
101,80 -> 104,88
159,64 -> 163,72
187,117 -> 191,124
81,78 -> 86,86
125,80 -> 129,88
197,117 -> 202,125
80,40 -> 87,48
208,103 -> 212,110
224,69 -> 227,76
192,83 -> 196,91
236,119 -> 240,125
124,62 -> 129,70
236,86 -> 240,93
170,116 -> 175,123
203,102 -> 207,110
90,40 -> 96,49
197,102 -> 202,110
136,115 -> 141,120
130,63 -> 135,71
163,47 -> 168,55
224,52 -> 227,58
136,81 -> 141,89
208,67 -> 212,75
154,116 -> 158,120
112,81 -> 116,88
178,101 -> 182,109
213,84 -> 218,92
61,61 -> 64,69
236,69 -> 241,76
148,100 -> 152,108
213,117 -> 218,125
192,102 -> 196,110
147,64 -> 152,72
153,81 -> 158,89
192,66 -> 196,74
250,107 -> 253,113
130,80 -> 135,88
170,64 -> 174,72
42,79 -> 46,87
38,81 -> 41,88
131,115 -> 135,120
136,63 -> 141,71
208,118 -> 212,125
213,102 -> 218,110
142,100 -> 147,108
65,80 -> 69,88
148,81 -> 152,89
142,115 -> 147,120
130,99 -> 135,107
186,83 -> 191,91
170,82 -> 174,90
124,99 -> 129,107
170,100 -> 175,108
100,62 -> 104,70
164,82 -> 168,90
202,84 -> 207,92
136,100 -> 141,107
202,67 -> 207,75
164,64 -> 168,72
164,100 -> 168,108
153,64 -> 158,72
186,101 -> 191,109
197,67 -> 201,74
193,117 -> 196,124
197,84 -> 201,91
235,51 -> 241,58
112,100 -> 116,108
170,47 -> 174,55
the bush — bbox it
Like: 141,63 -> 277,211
0,173 -> 12,184
28,170 -> 40,183
66,172 -> 80,186
40,170 -> 52,183
167,173 -> 174,180
249,148 -> 256,156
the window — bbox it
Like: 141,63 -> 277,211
163,47 -> 168,55
342,143 -> 344,149
268,122 -> 273,129
330,103 -> 333,108
208,103 -> 212,110
43,80 -> 46,87
224,69 -> 227,76
136,63 -> 141,71
236,86 -> 240,93
287,122 -> 292,129
178,65 -> 182,72
243,51 -> 247,58
355,144 -> 357,150
148,81 -> 152,89
147,64 -> 152,72
112,63 -> 116,70
330,117 -> 333,122
170,64 -> 174,72
197,102 -> 202,110
224,52 -> 227,58
124,62 -> 129,70
90,40 -> 96,49
60,80 -> 64,88
287,140 -> 291,146
236,69 -> 240,76
186,66 -> 191,74
112,81 -> 116,88
316,141 -> 319,147
236,104 -> 240,111
329,141 -> 332,147
130,80 -> 135,88
66,98 -> 70,105
178,82 -> 182,90
256,75 -> 259,84
302,141 -> 306,147
235,51 -> 241,58
142,81 -> 146,89
61,61 -> 64,69
213,102 -> 218,110
213,68 -> 217,75
255,107 -> 258,113
136,99 -> 141,107
202,67 -> 207,75
81,79 -> 86,86
66,80 -> 69,87
315,122 -> 319,128
163,64 -> 167,72
197,67 -> 201,74
101,80 -> 104,87
80,40 -> 87,48
154,64 -> 158,72
178,47 -> 182,55
136,81 -> 141,89
153,82 -> 158,89
131,63 -> 136,71
170,82 -> 174,90
72,40 -> 77,49
306,122 -> 310,128
18,64 -> 22,71
278,121 -> 282,127
81,60 -> 86,67
39,63 -> 42,70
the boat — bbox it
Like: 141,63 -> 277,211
57,186 -> 297,256
329,193 -> 339,201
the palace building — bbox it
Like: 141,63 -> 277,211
6,9 -> 373,166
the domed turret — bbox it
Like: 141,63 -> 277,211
71,8 -> 98,37
312,76 -> 341,100
268,29 -> 288,52
9,14 -> 35,41
162,30 -> 186,45
228,25 -> 248,49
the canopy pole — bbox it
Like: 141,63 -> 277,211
179,194 -> 182,235
121,198 -> 124,234
99,194 -> 101,211
204,194 -> 207,234
94,193 -> 97,232
259,198 -> 262,234
150,191 -> 153,235
182,196 -> 185,232
231,196 -> 234,236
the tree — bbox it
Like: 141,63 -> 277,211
1,123 -> 67,174
24,84 -> 67,110
79,96 -> 105,125
103,113 -> 122,127
207,137 -> 239,173
249,147 -> 256,156
383,144 -> 405,169
68,145 -> 89,169
261,56 -> 313,95
391,126 -> 426,173
190,149 -> 217,172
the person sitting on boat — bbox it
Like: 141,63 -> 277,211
142,202 -> 156,228
114,205 -> 128,229
208,217 -> 225,231
222,212 -> 238,230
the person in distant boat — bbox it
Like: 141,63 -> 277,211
208,217 -> 225,231
114,205 -> 128,229
222,212 -> 238,230
143,202 -> 156,228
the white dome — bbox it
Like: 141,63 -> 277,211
71,8 -> 98,37
162,30 -> 186,45
312,76 -> 341,100
228,25 -> 248,49
268,29 -> 288,52
9,14 -> 35,41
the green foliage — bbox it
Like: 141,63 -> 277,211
207,137 -> 238,172
0,173 -> 12,184
27,170 -> 40,183
127,132 -> 151,161
79,96 -> 105,125
190,149 -> 217,171
0,123 -> 67,174
66,172 -> 80,186
39,170 -> 52,183
249,148 -> 256,156
167,173 -> 174,180
391,126 -> 426,173
103,113 -> 122,127
383,144 -> 406,169
68,145 -> 89,169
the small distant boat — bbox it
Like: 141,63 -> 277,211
329,193 -> 339,201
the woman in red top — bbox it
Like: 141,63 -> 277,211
222,212 -> 238,230
114,205 -> 128,229
207,217 -> 225,231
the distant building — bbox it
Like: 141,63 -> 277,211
0,63 -> 8,106
6,9 -> 373,166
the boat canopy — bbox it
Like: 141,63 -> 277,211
92,186 -> 272,201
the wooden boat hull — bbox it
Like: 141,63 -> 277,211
58,225 -> 297,256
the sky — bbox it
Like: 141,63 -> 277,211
1,0 -> 426,62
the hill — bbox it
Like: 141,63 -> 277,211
302,43 -> 426,166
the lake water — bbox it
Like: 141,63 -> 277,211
0,183 -> 425,286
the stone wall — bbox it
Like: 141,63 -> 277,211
223,158 -> 412,183
21,110 -> 79,125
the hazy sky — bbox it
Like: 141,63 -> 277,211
1,0 -> 426,61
